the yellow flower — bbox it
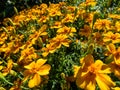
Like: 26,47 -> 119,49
50,21 -> 62,29
66,6 -> 76,13
74,54 -> 115,90
94,19 -> 111,31
79,25 -> 92,37
92,32 -> 104,45
103,31 -> 120,44
80,0 -> 96,7
0,32 -> 8,44
109,61 -> 120,80
62,14 -> 75,23
42,44 -> 57,57
0,61 -> 3,70
29,25 -> 48,45
112,87 -> 120,90
115,21 -> 120,32
0,42 -> 13,58
109,14 -> 120,19
105,43 -> 116,56
84,13 -> 94,27
106,44 -> 120,65
38,16 -> 49,23
47,4 -> 62,17
57,26 -> 76,37
2,60 -> 13,76
50,35 -> 71,49
18,47 -> 38,65
24,59 -> 51,88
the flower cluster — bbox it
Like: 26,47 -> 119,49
0,0 -> 120,90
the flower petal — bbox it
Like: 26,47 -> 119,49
82,54 -> 94,68
35,59 -> 47,69
76,70 -> 96,90
28,74 -> 41,88
96,74 -> 115,90
24,62 -> 35,69
37,64 -> 51,75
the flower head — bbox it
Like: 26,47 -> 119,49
57,26 -> 76,37
50,35 -> 71,49
103,31 -> 120,44
24,59 -> 51,88
74,54 -> 115,90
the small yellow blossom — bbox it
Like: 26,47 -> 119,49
0,32 -> 8,44
80,0 -> 96,7
103,31 -> 120,44
24,59 -> 51,88
2,59 -> 13,76
57,26 -> 76,37
74,54 -> 115,90
109,14 -> 120,19
50,21 -> 63,29
18,47 -> 38,65
115,21 -> 120,32
94,19 -> 112,31
62,14 -> 75,23
50,35 -> 71,49
42,44 -> 57,57
109,61 -> 120,80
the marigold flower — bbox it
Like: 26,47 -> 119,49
0,32 -> 8,44
74,54 -> 115,90
0,61 -> 3,70
80,0 -> 96,7
92,32 -> 104,45
109,61 -> 120,80
79,25 -> 92,37
42,44 -> 57,57
0,42 -> 13,58
2,60 -> 13,76
48,8 -> 62,17
115,21 -> 120,32
62,14 -> 75,23
50,21 -> 62,29
50,35 -> 71,49
94,19 -> 111,31
18,47 -> 38,65
24,59 -> 51,88
103,31 -> 120,44
57,26 -> 76,37
109,14 -> 120,19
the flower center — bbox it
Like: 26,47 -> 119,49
88,64 -> 98,74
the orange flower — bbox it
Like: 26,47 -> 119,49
24,59 -> 51,88
18,47 -> 38,65
2,60 -> 13,76
62,14 -> 75,23
0,32 -> 8,44
50,21 -> 62,29
0,42 -> 13,58
92,32 -> 104,45
74,54 -> 115,90
79,25 -> 92,37
42,44 -> 57,57
94,19 -> 111,31
115,21 -> 120,32
103,31 -> 120,44
109,14 -> 120,19
106,44 -> 120,64
57,26 -> 76,37
80,0 -> 96,7
109,61 -> 120,80
50,35 -> 71,49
